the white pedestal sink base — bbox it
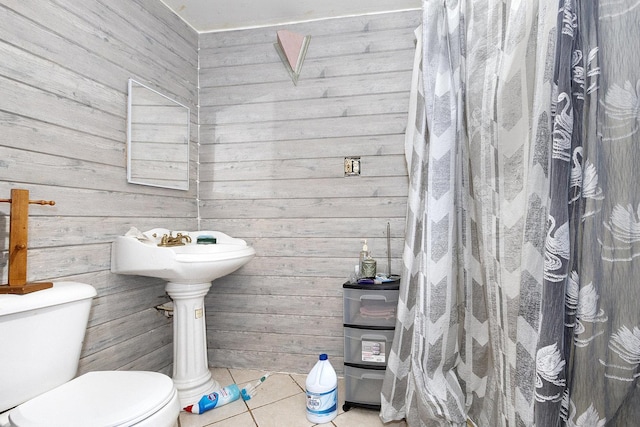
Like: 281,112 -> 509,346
110,230 -> 255,408
166,281 -> 220,408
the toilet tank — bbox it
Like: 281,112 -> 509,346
0,282 -> 97,413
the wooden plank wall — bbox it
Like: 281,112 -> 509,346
199,10 -> 420,374
0,0 -> 198,376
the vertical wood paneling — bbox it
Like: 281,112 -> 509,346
0,0 -> 198,375
199,10 -> 419,374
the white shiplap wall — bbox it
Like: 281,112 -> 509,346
0,0 -> 198,375
1,2 -> 420,378
199,10 -> 419,374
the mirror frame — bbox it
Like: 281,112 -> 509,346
126,78 -> 190,191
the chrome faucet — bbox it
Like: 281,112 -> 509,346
158,231 -> 192,247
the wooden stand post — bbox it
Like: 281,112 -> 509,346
0,189 -> 55,295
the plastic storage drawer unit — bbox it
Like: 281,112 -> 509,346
343,365 -> 386,408
342,280 -> 399,412
343,285 -> 399,328
344,326 -> 394,367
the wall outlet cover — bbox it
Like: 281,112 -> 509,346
344,157 -> 361,176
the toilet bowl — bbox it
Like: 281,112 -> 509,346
6,371 -> 180,427
0,282 -> 180,427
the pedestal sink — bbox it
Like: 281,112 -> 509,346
110,228 -> 255,408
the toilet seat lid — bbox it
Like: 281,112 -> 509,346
9,371 -> 176,427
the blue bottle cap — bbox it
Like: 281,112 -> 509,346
319,354 -> 328,360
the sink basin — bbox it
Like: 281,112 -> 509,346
111,228 -> 255,283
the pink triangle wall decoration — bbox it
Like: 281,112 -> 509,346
275,30 -> 311,85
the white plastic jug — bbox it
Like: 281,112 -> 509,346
305,353 -> 338,423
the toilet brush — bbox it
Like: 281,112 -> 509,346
240,372 -> 271,401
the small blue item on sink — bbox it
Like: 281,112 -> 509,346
197,235 -> 217,244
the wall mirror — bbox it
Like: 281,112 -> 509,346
127,78 -> 190,190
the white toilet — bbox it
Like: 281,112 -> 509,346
0,281 -> 180,427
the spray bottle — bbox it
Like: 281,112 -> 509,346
359,239 -> 369,277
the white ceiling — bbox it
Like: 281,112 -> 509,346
160,0 -> 421,33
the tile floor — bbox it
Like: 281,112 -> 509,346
178,368 -> 407,427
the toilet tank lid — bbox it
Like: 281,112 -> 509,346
0,282 -> 97,316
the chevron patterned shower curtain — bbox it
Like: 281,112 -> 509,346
381,1 -> 640,426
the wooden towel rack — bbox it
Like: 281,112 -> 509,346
0,189 -> 55,295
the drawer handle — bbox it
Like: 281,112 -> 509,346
361,335 -> 388,341
359,295 -> 387,301
362,373 -> 385,380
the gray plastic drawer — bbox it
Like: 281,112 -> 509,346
343,288 -> 398,327
344,327 -> 394,367
343,365 -> 385,406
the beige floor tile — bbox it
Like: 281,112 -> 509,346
208,411 -> 257,427
251,393 -> 315,427
228,368 -> 267,385
179,396 -> 249,427
243,373 -> 304,410
209,368 -> 235,388
290,373 -> 306,390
